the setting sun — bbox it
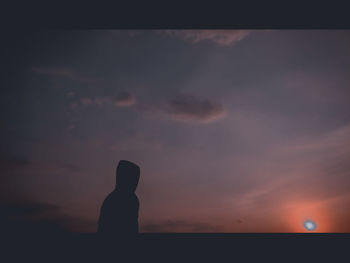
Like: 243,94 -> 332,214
304,220 -> 317,231
284,201 -> 330,232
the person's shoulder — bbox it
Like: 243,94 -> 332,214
103,190 -> 118,202
132,193 -> 139,202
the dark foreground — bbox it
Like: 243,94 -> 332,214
3,233 -> 349,262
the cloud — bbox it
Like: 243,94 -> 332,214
282,123 -> 350,154
111,30 -> 144,38
0,200 -> 96,233
287,124 -> 350,200
1,202 -> 61,218
0,155 -> 84,194
281,71 -> 349,105
79,92 -> 136,108
157,30 -> 251,46
141,220 -> 222,232
165,94 -> 226,123
0,154 -> 33,171
114,91 -> 136,106
0,200 -> 64,234
0,156 -> 94,233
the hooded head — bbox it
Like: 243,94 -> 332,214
115,160 -> 140,193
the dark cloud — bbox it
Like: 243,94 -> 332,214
78,92 -> 136,108
0,200 -> 63,234
114,91 -> 136,107
0,156 -> 85,205
0,200 -> 95,234
165,94 -> 225,123
0,155 -> 32,171
1,202 -> 61,219
141,220 -> 222,232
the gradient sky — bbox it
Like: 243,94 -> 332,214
1,30 -> 350,233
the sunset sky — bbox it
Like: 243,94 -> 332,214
1,30 -> 350,232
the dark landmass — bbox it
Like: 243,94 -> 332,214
3,232 -> 349,262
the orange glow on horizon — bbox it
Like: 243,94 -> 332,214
284,201 -> 331,232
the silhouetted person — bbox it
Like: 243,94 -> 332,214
98,160 -> 140,238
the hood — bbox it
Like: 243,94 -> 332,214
115,160 -> 140,193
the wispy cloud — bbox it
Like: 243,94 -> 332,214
79,92 -> 136,108
164,94 -> 226,123
281,122 -> 350,154
282,71 -> 348,104
111,30 -> 144,38
1,200 -> 95,233
157,30 -> 251,46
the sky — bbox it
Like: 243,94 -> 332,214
1,30 -> 350,233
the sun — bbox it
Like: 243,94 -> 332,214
284,200 -> 330,232
303,220 -> 317,231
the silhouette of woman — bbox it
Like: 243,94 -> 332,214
98,160 -> 140,237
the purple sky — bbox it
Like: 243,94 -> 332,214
1,30 -> 350,232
